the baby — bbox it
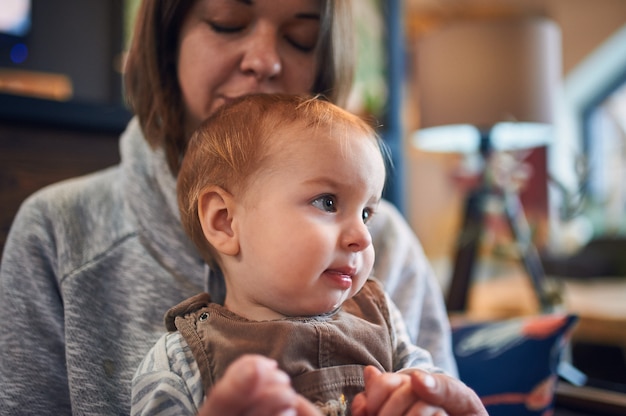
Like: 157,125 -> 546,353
132,94 -> 445,416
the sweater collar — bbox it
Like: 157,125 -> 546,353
119,117 -> 205,289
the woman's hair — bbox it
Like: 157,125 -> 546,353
178,93 -> 380,267
124,0 -> 355,175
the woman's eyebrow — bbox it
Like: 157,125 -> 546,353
295,12 -> 320,20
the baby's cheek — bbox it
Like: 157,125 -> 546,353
365,246 -> 376,274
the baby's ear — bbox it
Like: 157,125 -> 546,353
198,186 -> 240,256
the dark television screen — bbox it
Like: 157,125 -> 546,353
0,0 -> 130,131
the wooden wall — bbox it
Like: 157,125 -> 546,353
0,120 -> 121,256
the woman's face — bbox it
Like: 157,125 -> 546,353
177,0 -> 321,136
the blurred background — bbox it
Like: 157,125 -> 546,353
1,0 -> 625,412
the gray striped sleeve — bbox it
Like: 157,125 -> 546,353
131,333 -> 205,416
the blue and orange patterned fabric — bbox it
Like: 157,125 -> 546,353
452,314 -> 578,416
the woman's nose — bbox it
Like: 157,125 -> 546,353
341,219 -> 372,252
240,25 -> 282,81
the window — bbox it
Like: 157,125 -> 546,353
584,77 -> 626,236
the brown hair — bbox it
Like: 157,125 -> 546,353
178,93 -> 380,267
124,0 -> 355,175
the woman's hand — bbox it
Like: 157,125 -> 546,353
352,366 -> 487,416
407,369 -> 486,416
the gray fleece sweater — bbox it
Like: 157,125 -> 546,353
0,117 -> 455,415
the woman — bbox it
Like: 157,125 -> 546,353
0,1 -> 460,414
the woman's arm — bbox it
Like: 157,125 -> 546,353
385,294 -> 442,375
369,200 -> 458,376
0,197 -> 71,414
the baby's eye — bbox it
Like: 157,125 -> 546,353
311,195 -> 337,213
362,207 -> 375,224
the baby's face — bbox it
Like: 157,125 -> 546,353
224,124 -> 386,321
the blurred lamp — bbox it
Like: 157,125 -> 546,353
412,17 -> 562,313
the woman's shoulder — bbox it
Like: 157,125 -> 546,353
16,166 -> 125,233
371,199 -> 409,231
7,165 -> 134,269
27,165 -> 121,208
367,199 -> 432,293
369,199 -> 420,248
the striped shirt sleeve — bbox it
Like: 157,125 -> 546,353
131,332 -> 205,416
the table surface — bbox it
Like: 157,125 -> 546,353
555,383 -> 626,416
460,267 -> 626,415
463,268 -> 626,349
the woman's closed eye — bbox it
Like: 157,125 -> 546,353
285,36 -> 315,52
284,21 -> 319,53
208,23 -> 315,53
208,20 -> 246,34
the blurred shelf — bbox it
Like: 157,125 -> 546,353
0,93 -> 131,133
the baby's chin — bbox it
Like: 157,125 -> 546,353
315,292 -> 353,315
334,290 -> 352,309
268,288 -> 356,318
278,299 -> 347,318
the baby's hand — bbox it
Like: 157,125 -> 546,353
351,366 -> 446,416
197,355 -> 320,416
